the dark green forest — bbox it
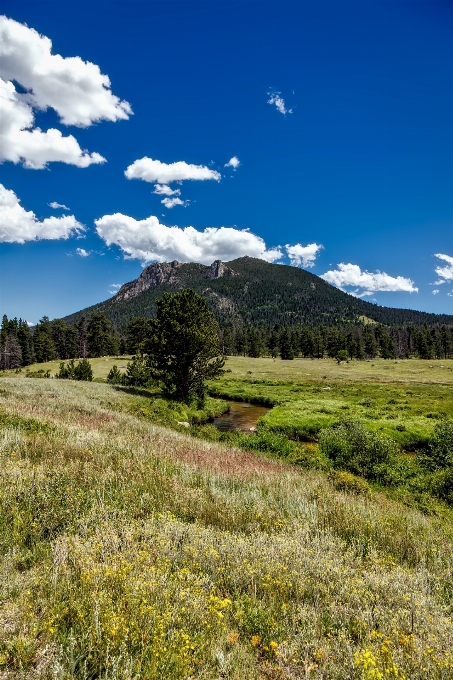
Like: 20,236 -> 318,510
63,257 -> 453,330
2,311 -> 453,370
2,258 -> 452,370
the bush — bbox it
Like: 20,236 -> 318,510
106,365 -> 125,385
430,467 -> 453,504
429,417 -> 453,469
124,355 -> 153,387
319,420 -> 398,479
329,470 -> 370,495
56,358 -> 93,381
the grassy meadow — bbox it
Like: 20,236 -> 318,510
0,358 -> 453,678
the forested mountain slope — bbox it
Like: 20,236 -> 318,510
64,257 -> 453,329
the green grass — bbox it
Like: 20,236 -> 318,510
209,357 -> 453,449
0,377 -> 452,678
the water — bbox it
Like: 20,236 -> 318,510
213,402 -> 270,432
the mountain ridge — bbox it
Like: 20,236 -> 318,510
63,257 -> 453,329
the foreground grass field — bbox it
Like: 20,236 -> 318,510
1,377 -> 452,679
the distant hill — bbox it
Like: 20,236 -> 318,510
63,257 -> 453,329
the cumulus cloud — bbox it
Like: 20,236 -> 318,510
0,16 -> 131,168
0,79 -> 106,168
321,263 -> 418,296
286,243 -> 323,268
161,197 -> 188,209
153,184 -> 181,197
76,247 -> 89,257
224,156 -> 240,169
434,253 -> 453,283
125,157 -> 221,185
49,201 -> 70,210
267,91 -> 292,115
95,212 -> 282,265
432,289 -> 440,295
0,183 -> 84,243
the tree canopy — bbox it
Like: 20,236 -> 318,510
145,289 -> 224,401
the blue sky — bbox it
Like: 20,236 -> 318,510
0,0 -> 452,323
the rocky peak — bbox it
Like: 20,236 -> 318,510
115,260 -> 183,302
205,260 -> 239,280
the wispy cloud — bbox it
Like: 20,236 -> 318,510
434,253 -> 453,284
161,197 -> 188,209
49,201 -> 70,210
153,184 -> 181,197
76,247 -> 89,257
108,283 -> 123,295
267,90 -> 292,115
432,289 -> 440,295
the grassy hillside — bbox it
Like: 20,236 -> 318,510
63,257 -> 453,330
1,377 -> 452,678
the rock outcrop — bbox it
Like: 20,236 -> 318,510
115,260 -> 183,301
205,260 -> 239,280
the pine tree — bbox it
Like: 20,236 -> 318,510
77,316 -> 88,358
145,289 -> 224,401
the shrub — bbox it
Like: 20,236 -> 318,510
56,358 -> 93,381
125,355 -> 154,387
429,417 -> 453,469
106,365 -> 125,385
329,470 -> 370,495
430,467 -> 453,504
319,420 -> 398,479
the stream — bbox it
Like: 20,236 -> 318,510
212,402 -> 271,432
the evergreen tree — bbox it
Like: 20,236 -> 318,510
77,316 -> 88,358
87,312 -> 117,357
279,327 -> 295,360
0,333 -> 22,369
33,318 -> 56,363
145,289 -> 224,401
126,317 -> 153,355
17,320 -> 34,366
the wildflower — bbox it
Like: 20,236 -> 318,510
228,632 -> 239,644
251,634 -> 261,647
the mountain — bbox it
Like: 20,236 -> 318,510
63,257 -> 453,329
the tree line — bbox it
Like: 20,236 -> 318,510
2,307 -> 453,371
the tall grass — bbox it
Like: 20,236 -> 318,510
0,378 -> 452,678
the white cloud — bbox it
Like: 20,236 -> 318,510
153,184 -> 181,197
76,247 -> 89,257
0,16 -> 131,168
0,16 -> 131,126
0,183 -> 84,243
95,212 -> 282,265
321,263 -> 418,296
434,253 -> 453,283
286,243 -> 323,268
49,201 -> 70,210
224,156 -> 240,169
108,282 -> 123,295
0,78 -> 106,168
125,157 -> 221,185
432,289 -> 440,295
267,91 -> 292,115
161,197 -> 188,209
